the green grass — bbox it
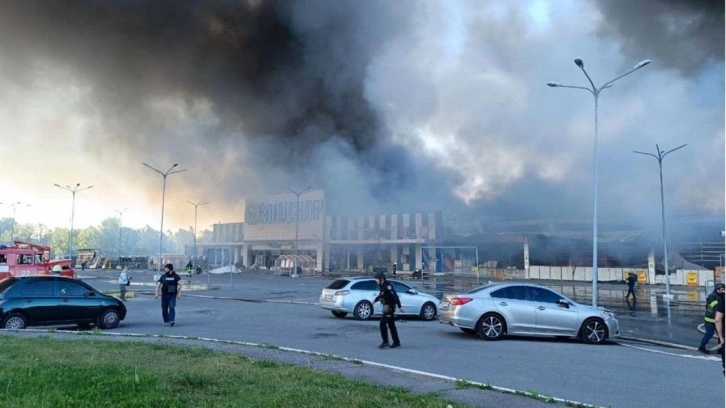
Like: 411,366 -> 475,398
0,336 -> 469,408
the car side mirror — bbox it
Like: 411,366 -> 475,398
556,299 -> 570,308
407,289 -> 418,295
85,291 -> 96,297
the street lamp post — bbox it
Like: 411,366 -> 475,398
548,58 -> 651,307
633,144 -> 687,300
53,183 -> 94,260
143,162 -> 187,275
186,200 -> 209,271
0,201 -> 30,242
288,186 -> 312,277
114,208 -> 127,267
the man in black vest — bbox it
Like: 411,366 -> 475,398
713,284 -> 725,375
373,271 -> 404,349
698,283 -> 723,353
155,263 -> 182,327
624,272 -> 637,300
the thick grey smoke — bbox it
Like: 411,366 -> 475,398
0,0 -> 721,239
0,0 -> 459,215
593,0 -> 724,76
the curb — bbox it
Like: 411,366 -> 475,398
617,335 -> 695,351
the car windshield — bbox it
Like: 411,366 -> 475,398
0,278 -> 18,295
325,279 -> 350,290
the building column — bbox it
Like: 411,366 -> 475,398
357,246 -> 364,269
415,244 -> 422,270
648,250 -> 656,284
390,244 -> 400,270
315,241 -> 324,272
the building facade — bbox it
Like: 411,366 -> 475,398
195,190 -> 445,274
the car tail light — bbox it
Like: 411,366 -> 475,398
449,297 -> 473,306
334,290 -> 350,296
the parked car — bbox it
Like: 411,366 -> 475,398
439,282 -> 618,344
319,276 -> 439,321
0,275 -> 127,330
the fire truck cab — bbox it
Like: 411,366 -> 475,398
0,241 -> 76,280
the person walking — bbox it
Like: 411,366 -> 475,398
373,271 -> 404,349
698,283 -> 724,353
118,267 -> 131,301
714,285 -> 725,375
624,272 -> 637,300
155,263 -> 182,327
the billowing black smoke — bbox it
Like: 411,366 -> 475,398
0,0 -> 720,239
0,0 -> 461,215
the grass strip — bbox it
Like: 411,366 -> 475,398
0,335 -> 468,408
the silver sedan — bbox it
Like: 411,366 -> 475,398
319,276 -> 439,321
439,282 -> 619,344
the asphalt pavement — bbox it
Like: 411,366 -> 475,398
13,269 -> 719,408
88,268 -> 711,351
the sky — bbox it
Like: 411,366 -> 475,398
0,0 -> 723,237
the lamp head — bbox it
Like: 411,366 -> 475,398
574,58 -> 583,68
172,163 -> 178,167
546,82 -> 560,87
634,59 -> 651,69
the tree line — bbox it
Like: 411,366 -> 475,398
0,217 -> 212,259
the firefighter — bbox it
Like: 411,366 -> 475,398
373,271 -> 404,349
699,283 -> 725,353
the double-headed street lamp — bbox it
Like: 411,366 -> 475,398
143,162 -> 187,275
288,186 -> 312,277
54,183 -> 94,259
186,200 -> 209,270
548,58 -> 650,307
633,144 -> 687,300
0,201 -> 30,242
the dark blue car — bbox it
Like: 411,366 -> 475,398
0,276 -> 127,330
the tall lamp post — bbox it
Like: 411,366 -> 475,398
53,183 -> 94,260
288,186 -> 312,277
186,200 -> 209,270
114,208 -> 127,266
633,144 -> 686,300
548,58 -> 651,306
143,162 -> 187,275
0,201 -> 30,242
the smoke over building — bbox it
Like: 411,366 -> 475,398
0,0 -> 721,256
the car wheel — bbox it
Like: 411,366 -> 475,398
1,312 -> 28,329
353,301 -> 373,320
331,311 -> 348,318
460,328 -> 476,334
580,318 -> 607,344
477,313 -> 505,341
419,302 -> 437,321
97,309 -> 121,329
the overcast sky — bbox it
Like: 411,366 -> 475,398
0,0 -> 722,236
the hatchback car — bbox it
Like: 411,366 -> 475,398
319,276 -> 439,320
439,282 -> 618,344
0,276 -> 127,330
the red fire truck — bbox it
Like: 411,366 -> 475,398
0,241 -> 76,280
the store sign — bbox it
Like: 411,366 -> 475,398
245,199 -> 324,225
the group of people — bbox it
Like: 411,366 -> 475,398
698,282 -> 725,375
117,263 -> 182,326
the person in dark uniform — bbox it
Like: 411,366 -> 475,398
624,272 -> 637,300
713,284 -> 725,375
698,283 -> 723,353
155,263 -> 182,327
373,271 -> 404,349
